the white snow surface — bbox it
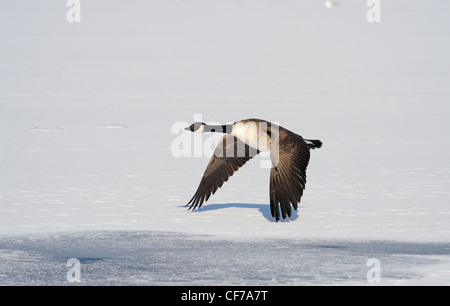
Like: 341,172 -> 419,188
1,0 -> 449,285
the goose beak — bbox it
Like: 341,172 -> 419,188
184,126 -> 190,131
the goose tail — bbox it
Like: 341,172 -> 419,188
304,139 -> 322,149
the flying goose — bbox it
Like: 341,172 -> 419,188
184,119 -> 322,221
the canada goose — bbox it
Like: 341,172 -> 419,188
184,119 -> 322,221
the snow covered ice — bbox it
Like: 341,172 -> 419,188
0,0 -> 449,285
1,231 -> 450,286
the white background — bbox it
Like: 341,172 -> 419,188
0,0 -> 449,285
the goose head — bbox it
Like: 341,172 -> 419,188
185,122 -> 206,133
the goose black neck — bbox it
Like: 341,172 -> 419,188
204,124 -> 233,134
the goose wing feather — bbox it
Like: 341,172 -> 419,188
187,135 -> 260,210
269,130 -> 310,221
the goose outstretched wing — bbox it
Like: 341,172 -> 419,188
269,133 -> 311,221
187,135 -> 260,210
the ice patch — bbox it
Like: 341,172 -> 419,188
97,124 -> 128,129
0,231 -> 449,285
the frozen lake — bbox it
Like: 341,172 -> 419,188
1,0 -> 449,285
1,231 -> 449,285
